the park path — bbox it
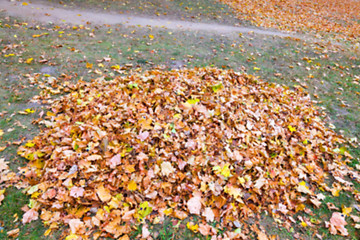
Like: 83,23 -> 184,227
0,1 -> 293,38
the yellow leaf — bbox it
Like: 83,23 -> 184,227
127,180 -> 137,191
186,98 -> 200,105
25,141 -> 35,147
342,207 -> 352,216
288,125 -> 296,133
0,129 -> 3,137
22,2 -> 28,6
26,58 -> 34,64
163,208 -> 173,216
137,201 -> 152,220
213,164 -> 231,178
220,163 -> 231,177
111,65 -> 120,70
25,108 -> 35,113
65,234 -> 80,240
86,62 -> 93,69
253,67 -> 261,71
186,222 -> 199,233
301,221 -> 307,227
0,189 -> 5,194
44,228 -> 52,236
149,34 -> 154,40
331,188 -> 340,197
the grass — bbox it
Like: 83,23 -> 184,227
37,0 -> 243,25
0,3 -> 360,239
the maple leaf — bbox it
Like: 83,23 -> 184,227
122,209 -> 136,222
137,131 -> 149,141
137,201 -> 152,221
68,219 -> 85,234
127,180 -> 137,191
70,186 -> 85,198
329,212 -> 348,236
22,209 -> 39,224
187,196 -> 202,215
202,207 -> 215,222
96,185 -> 112,202
198,223 -> 211,236
297,181 -> 312,195
160,161 -> 175,176
136,152 -> 148,161
186,221 -> 199,232
253,177 -> 267,190
108,154 -> 121,169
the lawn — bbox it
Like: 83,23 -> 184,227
0,0 -> 360,239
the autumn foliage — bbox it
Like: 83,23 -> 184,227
220,0 -> 360,40
16,68 -> 359,238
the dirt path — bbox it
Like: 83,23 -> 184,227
0,1 -> 293,38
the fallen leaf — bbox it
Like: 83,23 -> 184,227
70,186 -> 85,198
0,158 -> 9,171
198,223 -> 211,236
108,154 -> 121,169
202,207 -> 215,222
68,219 -> 85,234
7,228 -> 20,237
127,180 -> 137,191
142,224 -> 150,238
187,196 -> 202,215
329,212 -> 348,236
96,185 -> 112,202
137,131 -> 149,141
160,161 -> 175,176
22,209 -> 39,224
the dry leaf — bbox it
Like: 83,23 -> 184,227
329,212 -> 348,236
142,224 -> 151,238
96,185 -> 112,202
198,223 -> 211,236
70,186 -> 85,198
160,161 -> 175,176
68,219 -> 85,234
22,209 -> 39,224
7,228 -> 20,237
187,196 -> 202,215
108,154 -> 121,169
202,207 -> 215,222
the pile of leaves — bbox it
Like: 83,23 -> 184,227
16,68 -> 359,239
220,0 -> 360,40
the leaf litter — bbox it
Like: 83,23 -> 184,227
10,67 -> 360,239
220,0 -> 360,41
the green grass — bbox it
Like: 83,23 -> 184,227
0,6 -> 360,239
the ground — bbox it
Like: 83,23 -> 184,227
0,0 -> 360,239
